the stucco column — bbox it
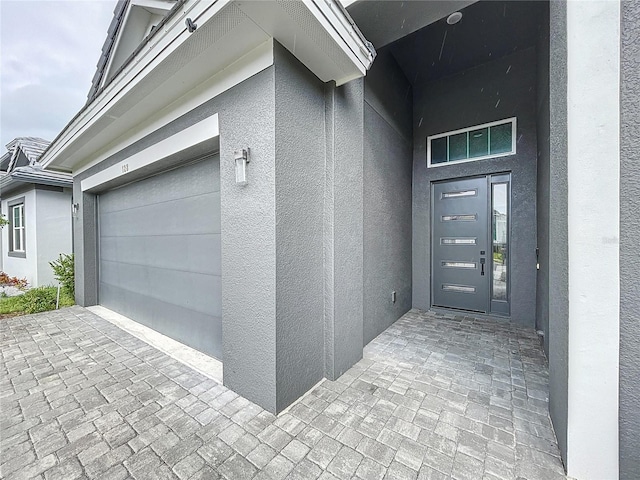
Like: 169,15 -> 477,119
619,0 -> 640,477
72,183 -> 99,307
564,1 -> 620,478
324,79 -> 365,381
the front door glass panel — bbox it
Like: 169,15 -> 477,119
491,183 -> 508,301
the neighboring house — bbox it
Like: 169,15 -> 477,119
38,1 -> 638,478
0,137 -> 73,287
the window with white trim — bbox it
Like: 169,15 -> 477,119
427,118 -> 517,167
11,204 -> 25,252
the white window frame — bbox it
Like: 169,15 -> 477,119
427,117 -> 517,168
11,204 -> 25,252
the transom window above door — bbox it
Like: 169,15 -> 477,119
427,118 -> 517,167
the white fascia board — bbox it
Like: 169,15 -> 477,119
81,114 -> 218,192
302,1 -> 367,79
74,40 -> 273,177
41,0 -> 231,170
566,1 -> 620,479
131,0 -> 174,11
340,0 -> 359,8
237,0 -> 373,86
311,0 -> 375,72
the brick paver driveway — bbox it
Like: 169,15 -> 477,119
1,306 -> 566,480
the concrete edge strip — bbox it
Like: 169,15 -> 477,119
87,305 -> 223,384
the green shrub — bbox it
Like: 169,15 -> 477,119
50,253 -> 74,297
19,287 -> 58,314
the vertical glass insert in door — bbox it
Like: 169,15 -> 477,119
491,183 -> 508,302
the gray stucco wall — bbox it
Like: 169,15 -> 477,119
412,48 -> 538,327
536,3 -> 551,356
73,65 -> 279,412
620,0 -> 640,476
214,69 -> 278,413
363,50 -> 413,345
547,0 -> 569,463
273,44 -> 326,411
324,78 -> 365,379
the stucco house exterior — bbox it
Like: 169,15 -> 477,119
38,1 -> 638,478
0,137 -> 73,287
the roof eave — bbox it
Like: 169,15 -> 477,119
10,172 -> 73,188
40,0 -> 376,171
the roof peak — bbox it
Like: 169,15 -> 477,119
4,137 -> 51,166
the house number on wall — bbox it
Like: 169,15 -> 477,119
121,164 -> 129,173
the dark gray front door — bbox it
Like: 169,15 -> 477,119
432,176 -> 489,313
98,156 -> 222,359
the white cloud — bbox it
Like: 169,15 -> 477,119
0,0 -> 115,149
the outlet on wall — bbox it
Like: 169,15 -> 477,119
391,291 -> 396,303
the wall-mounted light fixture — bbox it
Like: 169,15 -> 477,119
71,202 -> 80,218
234,148 -> 250,186
186,18 -> 197,33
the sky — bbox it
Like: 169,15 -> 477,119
0,0 -> 116,151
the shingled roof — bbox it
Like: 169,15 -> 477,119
5,137 -> 50,164
87,0 -> 128,102
86,0 -> 179,103
0,138 -> 72,195
1,137 -> 51,173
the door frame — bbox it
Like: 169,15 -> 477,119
430,172 -> 512,316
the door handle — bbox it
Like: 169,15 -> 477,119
480,257 -> 485,276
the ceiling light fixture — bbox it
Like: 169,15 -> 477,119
447,11 -> 463,25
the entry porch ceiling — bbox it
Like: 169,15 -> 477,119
386,1 -> 546,85
347,0 -> 478,48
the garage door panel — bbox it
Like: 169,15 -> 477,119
99,257 -> 119,287
146,268 -> 221,317
98,156 -> 221,359
99,236 -> 118,264
101,247 -> 220,316
147,298 -> 222,357
100,192 -> 220,238
100,283 -> 222,356
100,233 -> 221,276
186,234 -> 221,276
99,160 -> 219,214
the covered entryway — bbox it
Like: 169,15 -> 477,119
352,0 -> 543,329
97,156 -> 222,358
432,174 -> 511,315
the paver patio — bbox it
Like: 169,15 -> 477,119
0,306 -> 566,479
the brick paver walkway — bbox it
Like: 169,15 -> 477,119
0,307 -> 566,479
